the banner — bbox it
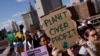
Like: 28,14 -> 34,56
6,32 -> 15,42
41,6 -> 79,51
15,32 -> 22,38
21,46 -> 49,56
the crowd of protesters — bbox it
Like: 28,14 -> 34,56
0,19 -> 100,56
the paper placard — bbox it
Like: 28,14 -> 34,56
21,46 -> 49,56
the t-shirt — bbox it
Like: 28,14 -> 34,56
79,41 -> 96,56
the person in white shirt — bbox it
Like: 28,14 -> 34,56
79,28 -> 98,56
23,35 -> 32,51
36,30 -> 43,38
23,31 -> 32,51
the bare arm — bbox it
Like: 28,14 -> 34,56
86,47 -> 97,56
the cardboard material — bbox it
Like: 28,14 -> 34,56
40,6 -> 79,51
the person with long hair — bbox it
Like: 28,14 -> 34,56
79,28 -> 98,56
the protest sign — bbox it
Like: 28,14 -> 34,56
6,32 -> 15,42
41,6 -> 79,51
21,46 -> 49,56
15,32 -> 22,38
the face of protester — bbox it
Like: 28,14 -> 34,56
40,37 -> 47,46
88,30 -> 98,43
48,41 -> 52,48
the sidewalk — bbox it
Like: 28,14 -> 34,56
0,46 -> 11,56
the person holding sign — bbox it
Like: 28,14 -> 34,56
79,27 -> 98,56
78,19 -> 93,40
39,34 -> 53,56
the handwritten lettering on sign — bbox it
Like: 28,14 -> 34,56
41,6 -> 79,51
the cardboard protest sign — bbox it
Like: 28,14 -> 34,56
6,32 -> 15,42
21,46 -> 49,56
41,7 -> 71,29
40,6 -> 79,51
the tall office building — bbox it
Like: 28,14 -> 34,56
12,21 -> 19,32
34,0 -> 63,24
21,2 -> 40,31
91,0 -> 100,13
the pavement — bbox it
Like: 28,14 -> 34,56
0,46 -> 11,56
0,39 -> 8,54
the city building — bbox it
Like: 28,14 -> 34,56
91,0 -> 100,13
34,0 -> 63,24
21,2 -> 40,31
70,0 -> 87,5
68,0 -> 97,20
70,0 -> 100,14
11,21 -> 19,32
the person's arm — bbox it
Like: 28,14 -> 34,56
52,47 -> 62,56
67,48 -> 75,56
79,42 -> 97,56
86,47 -> 97,56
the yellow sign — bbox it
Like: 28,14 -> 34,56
15,32 -> 22,38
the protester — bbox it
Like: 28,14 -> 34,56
30,33 -> 39,48
13,37 -> 19,56
36,29 -> 43,38
24,31 -> 32,44
39,35 -> 49,46
79,27 -> 98,56
78,19 -> 94,40
23,31 -> 32,51
38,35 -> 53,56
1,19 -> 99,56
